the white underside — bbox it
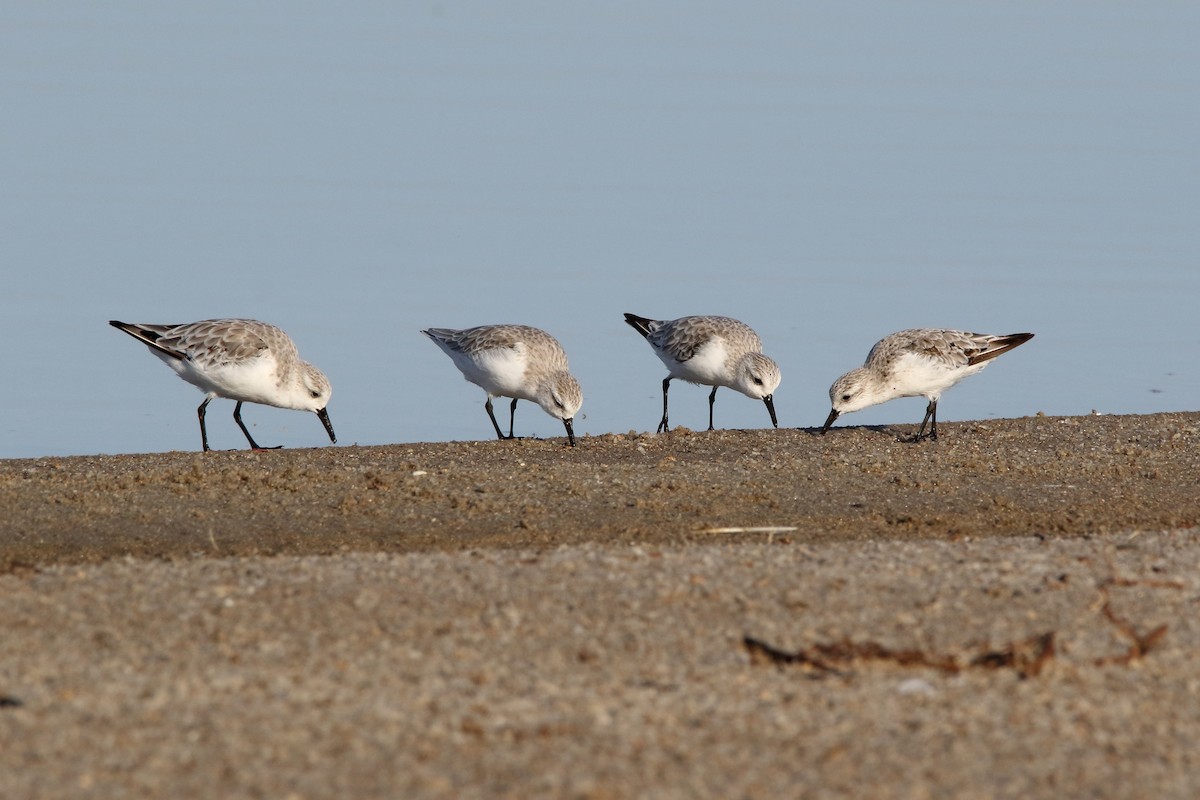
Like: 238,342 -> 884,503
888,352 -> 989,401
442,344 -> 533,400
157,349 -> 287,407
658,339 -> 730,387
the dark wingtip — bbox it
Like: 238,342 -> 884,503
967,332 -> 1036,366
622,313 -> 654,338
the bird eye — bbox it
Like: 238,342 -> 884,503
311,390 -> 321,398
841,394 -> 852,402
752,376 -> 763,386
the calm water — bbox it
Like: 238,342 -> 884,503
2,3 -> 1198,457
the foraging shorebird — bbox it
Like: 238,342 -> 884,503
623,313 -> 781,433
822,328 -> 1034,441
110,319 -> 336,451
422,324 -> 583,446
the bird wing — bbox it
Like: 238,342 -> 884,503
160,320 -> 275,366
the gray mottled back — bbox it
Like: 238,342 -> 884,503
424,324 -> 570,371
647,316 -> 763,364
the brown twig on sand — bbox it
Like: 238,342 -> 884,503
1093,582 -> 1169,666
968,631 -> 1057,677
1087,550 -> 1175,664
743,631 -> 1055,679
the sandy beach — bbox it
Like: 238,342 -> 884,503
1,413 -> 1199,797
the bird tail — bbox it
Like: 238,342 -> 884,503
622,313 -> 657,339
967,332 -> 1035,366
109,320 -> 187,361
420,328 -> 460,349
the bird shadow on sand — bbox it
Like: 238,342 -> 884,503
796,424 -> 896,438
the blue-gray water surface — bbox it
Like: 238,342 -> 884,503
2,2 -> 1197,457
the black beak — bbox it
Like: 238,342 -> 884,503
821,408 -> 839,434
763,395 -> 778,428
316,407 -> 337,444
563,417 -> 576,447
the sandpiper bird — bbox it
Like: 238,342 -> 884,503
110,319 -> 336,451
422,324 -> 583,446
822,328 -> 1034,441
623,313 -> 781,433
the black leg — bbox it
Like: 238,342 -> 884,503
484,397 -> 507,440
197,397 -> 213,452
707,386 -> 718,431
657,377 -> 672,434
912,399 -> 938,442
234,401 -> 280,450
508,398 -> 518,439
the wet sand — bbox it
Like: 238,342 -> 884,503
1,413 -> 1199,797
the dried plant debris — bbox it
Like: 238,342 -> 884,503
745,571 -> 1174,679
1093,582 -> 1170,666
1085,556 -> 1176,664
742,631 -> 1056,679
966,631 -> 1057,675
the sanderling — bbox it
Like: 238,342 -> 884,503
623,313 -> 781,433
109,319 -> 336,452
821,328 -> 1034,441
422,324 -> 582,447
